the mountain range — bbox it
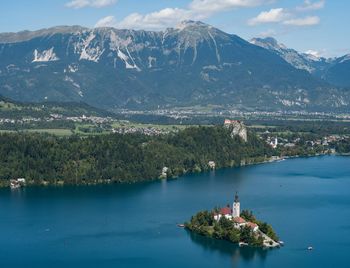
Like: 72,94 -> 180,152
250,37 -> 350,88
0,20 -> 349,112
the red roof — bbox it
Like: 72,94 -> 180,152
247,222 -> 258,229
233,217 -> 246,224
220,207 -> 232,215
224,119 -> 239,125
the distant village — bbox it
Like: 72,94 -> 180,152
263,132 -> 349,153
0,114 -> 173,136
1,107 -> 350,143
115,107 -> 350,121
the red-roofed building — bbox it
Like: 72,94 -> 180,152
246,222 -> 259,232
214,206 -> 233,221
220,207 -> 232,215
213,193 -> 241,222
233,216 -> 246,226
224,119 -> 240,125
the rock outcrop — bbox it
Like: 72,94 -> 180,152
224,119 -> 248,142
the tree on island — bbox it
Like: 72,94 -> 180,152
241,209 -> 279,242
186,209 -> 279,247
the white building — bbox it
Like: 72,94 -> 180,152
17,178 -> 26,184
10,178 -> 26,189
270,137 -> 278,148
208,161 -> 216,170
160,167 -> 168,178
232,192 -> 240,217
213,207 -> 232,221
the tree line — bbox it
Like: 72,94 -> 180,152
0,126 -> 273,186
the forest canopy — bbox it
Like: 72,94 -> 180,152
0,126 -> 273,186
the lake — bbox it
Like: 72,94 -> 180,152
1,156 -> 350,268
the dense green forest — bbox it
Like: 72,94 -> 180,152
331,139 -> 350,154
0,126 -> 273,187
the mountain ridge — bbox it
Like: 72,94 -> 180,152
250,36 -> 350,88
0,21 -> 348,112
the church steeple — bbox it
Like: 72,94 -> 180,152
234,192 -> 239,202
232,191 -> 240,218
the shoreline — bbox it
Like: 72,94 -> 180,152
185,226 -> 281,249
1,153 -> 348,189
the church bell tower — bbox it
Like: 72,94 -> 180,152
232,192 -> 240,218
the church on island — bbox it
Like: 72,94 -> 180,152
213,193 -> 259,232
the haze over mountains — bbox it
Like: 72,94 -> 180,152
0,20 -> 349,112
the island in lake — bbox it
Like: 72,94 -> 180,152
185,193 -> 281,248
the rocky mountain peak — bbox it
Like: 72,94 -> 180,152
250,37 -> 286,51
175,20 -> 210,30
0,25 -> 87,44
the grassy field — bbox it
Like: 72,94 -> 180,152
111,121 -> 189,131
25,129 -> 73,136
0,128 -> 73,136
73,123 -> 110,136
248,125 -> 277,129
0,129 -> 17,133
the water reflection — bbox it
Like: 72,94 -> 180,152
10,187 -> 27,199
187,230 -> 269,267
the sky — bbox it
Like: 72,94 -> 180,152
0,0 -> 348,57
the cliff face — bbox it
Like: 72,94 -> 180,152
224,120 -> 248,142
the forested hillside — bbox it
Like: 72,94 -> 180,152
0,126 -> 273,186
0,96 -> 112,119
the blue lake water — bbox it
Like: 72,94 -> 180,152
1,155 -> 350,268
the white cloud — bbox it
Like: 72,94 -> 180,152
248,8 -> 289,25
283,16 -> 320,26
95,0 -> 273,30
304,49 -> 322,57
95,16 -> 117,28
296,0 -> 325,12
116,8 -> 195,30
66,0 -> 117,9
92,0 -> 322,31
94,8 -> 196,30
189,0 -> 270,14
248,1 -> 323,28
